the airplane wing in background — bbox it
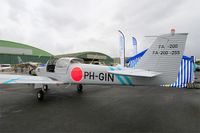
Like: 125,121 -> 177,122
108,69 -> 161,78
0,74 -> 63,84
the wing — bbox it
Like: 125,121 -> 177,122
0,74 -> 63,84
108,69 -> 161,78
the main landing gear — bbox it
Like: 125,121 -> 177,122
77,84 -> 83,93
37,85 -> 48,101
36,84 -> 83,101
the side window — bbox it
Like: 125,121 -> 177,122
47,58 -> 58,72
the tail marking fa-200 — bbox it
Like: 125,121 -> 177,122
0,32 -> 188,100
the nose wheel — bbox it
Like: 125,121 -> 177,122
77,84 -> 83,93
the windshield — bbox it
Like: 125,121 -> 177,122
56,58 -> 70,68
70,58 -> 84,64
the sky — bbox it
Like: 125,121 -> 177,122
0,0 -> 199,58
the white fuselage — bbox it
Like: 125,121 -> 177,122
36,63 -> 134,86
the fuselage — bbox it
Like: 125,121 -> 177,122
35,57 -> 165,86
36,63 -> 134,86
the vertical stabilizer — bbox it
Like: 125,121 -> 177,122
135,32 -> 188,84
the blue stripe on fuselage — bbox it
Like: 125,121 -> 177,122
116,66 -> 133,85
108,66 -> 126,85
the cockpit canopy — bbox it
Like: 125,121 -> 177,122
56,58 -> 84,68
47,57 -> 84,72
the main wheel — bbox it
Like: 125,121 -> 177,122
43,85 -> 48,92
37,90 -> 44,101
77,84 -> 83,93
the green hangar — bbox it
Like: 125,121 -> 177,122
0,40 -> 53,64
0,40 -> 114,65
56,52 -> 114,65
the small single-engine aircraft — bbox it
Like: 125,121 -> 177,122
0,64 -> 12,72
0,32 -> 188,100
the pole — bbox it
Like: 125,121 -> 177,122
118,30 -> 125,67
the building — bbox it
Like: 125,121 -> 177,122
0,40 -> 53,64
0,40 -> 114,66
56,51 -> 114,65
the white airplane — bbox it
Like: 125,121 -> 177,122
0,33 -> 188,100
0,64 -> 12,71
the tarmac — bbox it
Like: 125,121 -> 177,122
0,73 -> 200,132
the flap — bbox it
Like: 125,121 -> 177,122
108,69 -> 161,77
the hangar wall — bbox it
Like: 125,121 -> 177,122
0,54 -> 51,64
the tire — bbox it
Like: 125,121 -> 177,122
37,90 -> 44,101
43,85 -> 48,92
77,84 -> 83,93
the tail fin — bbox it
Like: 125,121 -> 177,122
135,33 -> 188,84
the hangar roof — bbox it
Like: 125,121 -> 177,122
56,51 -> 112,60
0,40 -> 53,56
56,51 -> 113,65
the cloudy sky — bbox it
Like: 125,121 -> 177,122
0,0 -> 199,58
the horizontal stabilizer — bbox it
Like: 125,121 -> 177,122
108,69 -> 161,77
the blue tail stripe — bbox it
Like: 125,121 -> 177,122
115,75 -> 126,85
116,66 -> 133,85
123,76 -> 133,85
108,66 -> 126,85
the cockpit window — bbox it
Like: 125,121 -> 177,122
47,58 -> 83,72
56,59 -> 70,68
47,58 -> 58,65
47,58 -> 58,72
